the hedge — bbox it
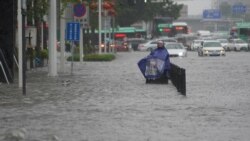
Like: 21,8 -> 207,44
67,53 -> 115,62
84,54 -> 115,61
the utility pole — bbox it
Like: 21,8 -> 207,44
21,0 -> 27,95
98,0 -> 102,54
48,0 -> 58,76
18,0 -> 23,88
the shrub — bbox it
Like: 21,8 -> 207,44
40,49 -> 48,59
83,53 -> 115,61
26,48 -> 35,58
67,54 -> 116,62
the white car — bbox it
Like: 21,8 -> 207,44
216,39 -> 229,50
157,37 -> 178,43
190,40 -> 203,51
198,40 -> 225,56
227,38 -> 248,51
165,42 -> 187,57
137,40 -> 158,51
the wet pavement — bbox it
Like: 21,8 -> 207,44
0,51 -> 250,141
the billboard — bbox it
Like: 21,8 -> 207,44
232,4 -> 247,14
203,9 -> 221,19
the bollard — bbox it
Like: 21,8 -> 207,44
180,68 -> 186,96
169,63 -> 186,96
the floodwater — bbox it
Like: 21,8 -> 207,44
0,51 -> 250,141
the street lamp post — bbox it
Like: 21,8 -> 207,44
18,0 -> 22,88
48,0 -> 58,76
98,0 -> 102,54
21,0 -> 27,95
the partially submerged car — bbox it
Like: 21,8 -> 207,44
190,39 -> 203,51
198,40 -> 226,56
227,38 -> 248,51
164,42 -> 187,57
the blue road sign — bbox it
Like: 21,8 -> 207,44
203,9 -> 221,19
66,22 -> 80,41
232,5 -> 247,14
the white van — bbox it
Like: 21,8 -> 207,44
197,30 -> 211,37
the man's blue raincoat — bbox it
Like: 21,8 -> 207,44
138,47 -> 170,80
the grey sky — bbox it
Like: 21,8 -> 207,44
175,0 -> 212,15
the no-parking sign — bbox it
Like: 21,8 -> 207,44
73,3 -> 89,28
74,3 -> 86,18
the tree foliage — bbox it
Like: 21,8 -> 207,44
115,0 -> 183,26
59,0 -> 183,27
26,0 -> 48,25
26,0 -> 183,28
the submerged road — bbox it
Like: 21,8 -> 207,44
0,51 -> 250,141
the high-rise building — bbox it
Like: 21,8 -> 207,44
180,5 -> 188,17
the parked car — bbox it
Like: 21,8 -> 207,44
137,40 -> 158,51
198,40 -> 225,56
227,38 -> 248,51
190,39 -> 203,51
164,42 -> 187,57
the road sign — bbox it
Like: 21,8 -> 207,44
203,9 -> 221,19
232,5 -> 247,14
66,22 -> 80,41
74,3 -> 89,29
73,3 -> 86,17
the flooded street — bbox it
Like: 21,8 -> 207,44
1,51 -> 250,141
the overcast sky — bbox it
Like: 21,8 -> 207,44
176,0 -> 212,15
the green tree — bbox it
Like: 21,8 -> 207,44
115,0 -> 183,26
26,0 -> 49,61
60,0 -> 183,28
25,0 -> 183,50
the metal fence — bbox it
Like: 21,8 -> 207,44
169,63 -> 186,96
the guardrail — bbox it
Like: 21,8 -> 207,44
0,48 -> 13,83
169,63 -> 186,96
0,61 -> 9,84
